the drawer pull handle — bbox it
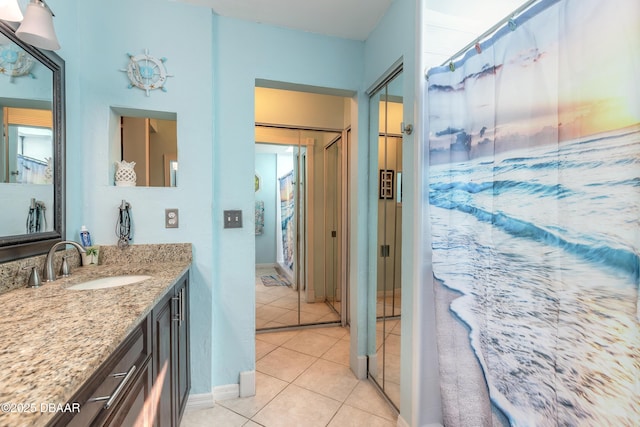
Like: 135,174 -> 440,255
87,364 -> 137,409
172,295 -> 180,322
181,288 -> 185,324
172,288 -> 185,324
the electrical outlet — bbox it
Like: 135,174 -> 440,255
224,210 -> 243,228
165,209 -> 179,228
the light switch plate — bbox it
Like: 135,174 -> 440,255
224,210 -> 243,228
165,209 -> 179,228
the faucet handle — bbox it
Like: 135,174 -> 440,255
60,255 -> 71,277
23,265 -> 42,288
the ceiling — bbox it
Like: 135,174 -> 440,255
176,0 -> 527,42
176,0 -> 394,41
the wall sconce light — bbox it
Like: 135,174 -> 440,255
0,0 -> 24,22
15,0 -> 60,51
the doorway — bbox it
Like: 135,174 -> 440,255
255,123 -> 349,330
367,65 -> 404,410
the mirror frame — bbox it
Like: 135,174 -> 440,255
0,21 -> 65,262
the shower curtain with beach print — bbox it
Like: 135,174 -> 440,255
426,0 -> 639,426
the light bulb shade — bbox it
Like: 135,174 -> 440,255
15,1 -> 59,50
0,0 -> 23,22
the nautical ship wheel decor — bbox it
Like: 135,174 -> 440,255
121,49 -> 173,96
0,45 -> 35,79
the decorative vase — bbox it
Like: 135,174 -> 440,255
115,160 -> 137,186
81,246 -> 100,266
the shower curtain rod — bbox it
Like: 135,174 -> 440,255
438,0 -> 540,67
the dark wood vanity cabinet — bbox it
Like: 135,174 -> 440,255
152,273 -> 190,427
49,271 -> 190,427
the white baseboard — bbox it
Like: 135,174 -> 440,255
186,392 -> 215,410
212,384 -> 239,401
352,355 -> 367,379
396,416 -> 442,427
256,263 -> 276,269
239,370 -> 256,397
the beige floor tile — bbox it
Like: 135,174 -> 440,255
313,326 -> 348,339
256,304 -> 291,322
344,381 -> 397,421
181,404 -> 249,427
256,339 -> 277,360
268,295 -> 299,310
293,359 -> 358,402
390,320 -> 402,336
273,309 -> 327,326
218,372 -> 288,418
316,312 -> 341,323
385,381 -> 401,410
252,384 -> 341,427
243,421 -> 262,427
298,301 -> 335,315
327,404 -> 396,427
261,320 -> 289,329
381,351 -> 401,384
256,317 -> 274,329
300,311 -> 328,324
321,338 -> 350,366
385,319 -> 400,334
256,329 -> 300,346
280,330 -> 339,357
384,333 -> 401,356
256,347 -> 315,382
256,291 -> 283,305
272,310 -> 301,325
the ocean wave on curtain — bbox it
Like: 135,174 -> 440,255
279,171 -> 295,272
425,0 -> 639,426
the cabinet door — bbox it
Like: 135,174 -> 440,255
174,277 -> 190,422
152,294 -> 174,427
151,271 -> 191,427
101,358 -> 153,427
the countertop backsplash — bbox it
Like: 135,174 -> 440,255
0,243 -> 192,296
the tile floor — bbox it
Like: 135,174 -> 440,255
181,327 -> 398,427
373,318 -> 402,408
255,266 -> 341,329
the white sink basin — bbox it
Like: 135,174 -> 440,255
66,275 -> 152,291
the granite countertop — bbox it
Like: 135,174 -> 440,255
0,245 -> 191,427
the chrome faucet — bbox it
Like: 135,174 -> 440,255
43,241 -> 86,282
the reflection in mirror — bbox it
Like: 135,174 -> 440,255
368,65 -> 403,411
2,107 -> 52,184
255,126 -> 344,330
111,109 -> 177,187
0,20 -> 64,261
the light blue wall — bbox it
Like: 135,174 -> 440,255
48,0 -> 432,422
255,153 -> 276,264
212,14 -> 364,386
51,0 -> 214,394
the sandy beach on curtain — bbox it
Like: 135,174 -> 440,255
434,278 -> 508,427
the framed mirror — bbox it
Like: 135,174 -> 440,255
0,21 -> 65,262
